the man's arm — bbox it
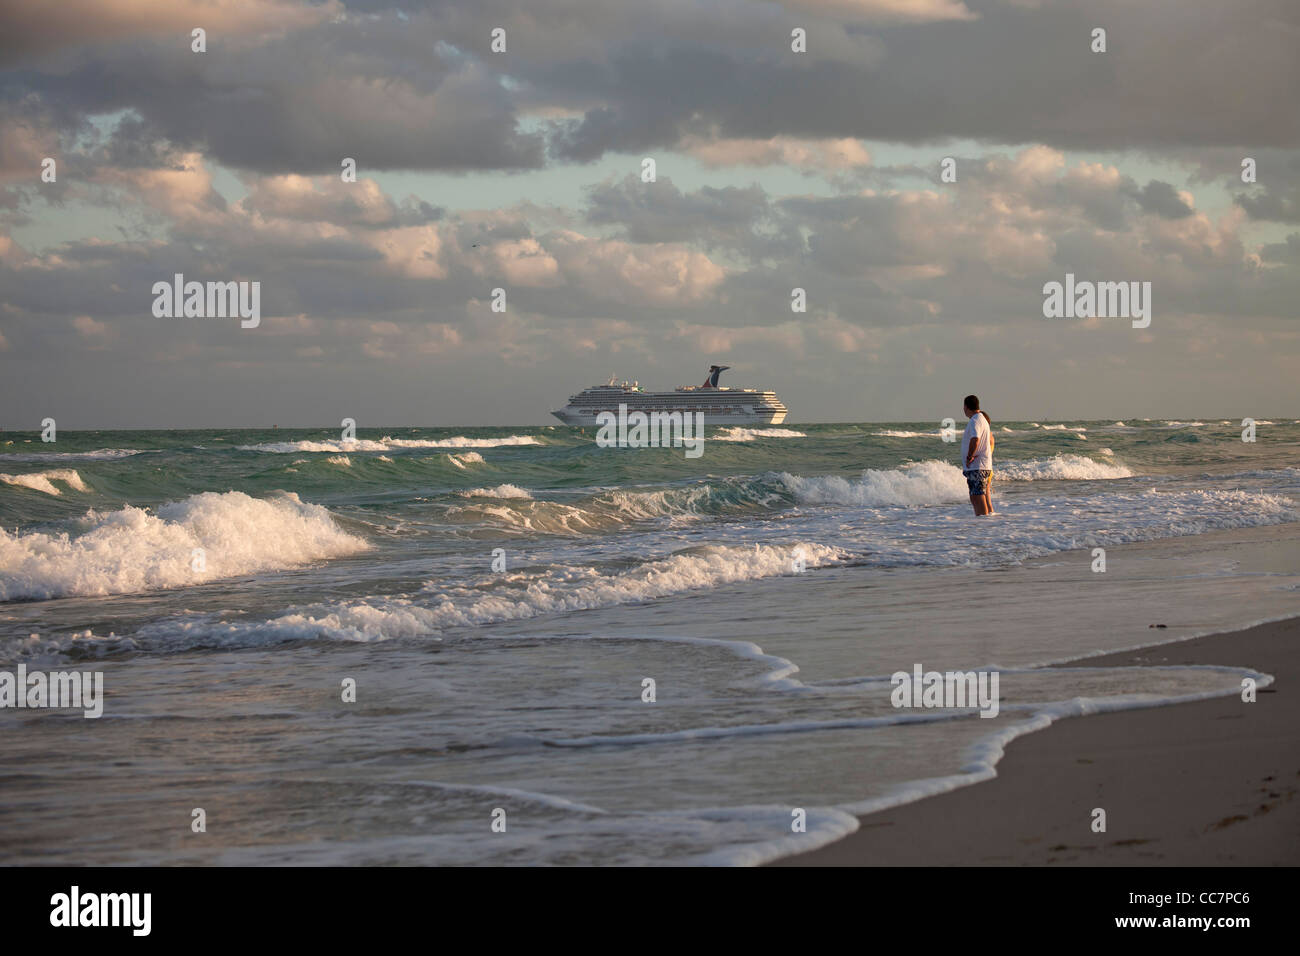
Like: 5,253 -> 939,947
965,426 -> 984,468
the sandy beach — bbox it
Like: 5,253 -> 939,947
771,614 -> 1300,866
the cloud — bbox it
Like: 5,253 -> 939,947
242,174 -> 397,226
778,0 -> 977,23
585,175 -> 772,245
1130,180 -> 1195,219
94,151 -> 226,222
1236,182 -> 1300,223
680,135 -> 872,171
3,16 -> 545,174
0,0 -> 344,63
549,230 -> 728,305
1,2 -> 1298,424
7,1 -> 1297,180
71,314 -> 114,348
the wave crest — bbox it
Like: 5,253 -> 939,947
711,428 -> 807,442
129,542 -> 845,645
780,460 -> 969,507
0,491 -> 369,601
998,455 -> 1133,481
0,469 -> 89,496
238,435 -> 540,453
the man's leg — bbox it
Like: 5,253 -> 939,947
984,478 -> 993,514
969,472 -> 991,515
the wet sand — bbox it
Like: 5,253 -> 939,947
770,616 -> 1300,866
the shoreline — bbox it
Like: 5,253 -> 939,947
768,614 -> 1300,866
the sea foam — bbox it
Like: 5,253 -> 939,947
711,428 -> 807,442
460,484 -> 533,499
779,461 -> 969,507
0,448 -> 145,462
123,542 -> 845,645
238,436 -> 540,453
0,469 -> 89,496
0,491 -> 369,601
997,454 -> 1133,480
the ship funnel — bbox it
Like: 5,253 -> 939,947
702,365 -> 731,388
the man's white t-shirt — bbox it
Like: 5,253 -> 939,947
963,413 -> 992,472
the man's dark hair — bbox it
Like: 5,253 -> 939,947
964,394 -> 980,412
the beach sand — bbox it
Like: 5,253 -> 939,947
770,615 -> 1300,866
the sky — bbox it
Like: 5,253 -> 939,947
1,0 -> 1298,428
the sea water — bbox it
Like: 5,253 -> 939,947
1,420 -> 1297,864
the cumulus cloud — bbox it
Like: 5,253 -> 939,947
0,0 -> 1297,425
1237,182 -> 1300,223
680,136 -> 872,171
1130,180 -> 1195,219
0,0 -> 344,63
5,0 -> 1297,180
585,175 -> 772,245
777,0 -> 977,23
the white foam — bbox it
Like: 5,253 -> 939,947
447,452 -> 486,469
387,435 -> 539,448
0,469 -> 89,496
872,429 -> 937,438
779,460 -> 968,508
151,542 -> 845,644
326,455 -> 352,467
0,448 -> 144,462
711,428 -> 807,442
0,491 -> 370,601
460,484 -> 533,499
997,454 -> 1133,481
238,435 -> 540,453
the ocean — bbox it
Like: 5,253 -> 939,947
2,419 -> 1298,864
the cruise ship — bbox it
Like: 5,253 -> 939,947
552,366 -> 788,426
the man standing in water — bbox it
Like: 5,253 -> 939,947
961,395 -> 993,516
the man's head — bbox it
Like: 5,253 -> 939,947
963,394 -> 980,418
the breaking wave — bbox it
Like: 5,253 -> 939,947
0,448 -> 146,461
997,455 -> 1134,481
0,469 -> 89,496
237,436 -> 541,453
460,484 -> 533,499
123,542 -> 846,646
447,452 -> 486,469
780,461 -> 968,507
711,428 -> 807,442
0,491 -> 369,601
